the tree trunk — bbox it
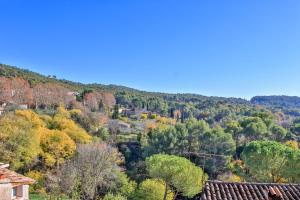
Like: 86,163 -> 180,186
173,191 -> 179,200
163,182 -> 168,200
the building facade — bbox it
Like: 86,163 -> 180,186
0,163 -> 35,200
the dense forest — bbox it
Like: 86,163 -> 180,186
1,63 -> 300,200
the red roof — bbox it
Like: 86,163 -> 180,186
0,165 -> 35,185
200,181 -> 300,200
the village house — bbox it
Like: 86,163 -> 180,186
108,119 -> 132,134
0,103 -> 29,116
66,91 -> 79,99
200,180 -> 300,200
0,105 -> 5,116
17,104 -> 28,110
0,163 -> 35,200
121,107 -> 159,120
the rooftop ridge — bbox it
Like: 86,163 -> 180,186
206,180 -> 300,186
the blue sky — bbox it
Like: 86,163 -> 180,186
0,0 -> 299,99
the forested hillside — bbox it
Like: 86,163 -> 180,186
0,64 -> 258,123
251,95 -> 300,117
251,95 -> 300,108
1,63 -> 300,200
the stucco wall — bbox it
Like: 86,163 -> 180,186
0,183 -> 12,200
22,185 -> 29,200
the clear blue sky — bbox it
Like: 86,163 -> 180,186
0,0 -> 299,99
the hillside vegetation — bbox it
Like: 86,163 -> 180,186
1,63 -> 300,200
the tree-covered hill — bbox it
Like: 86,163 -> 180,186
2,63 -> 300,121
0,63 -> 248,103
0,63 -> 255,123
251,95 -> 300,109
251,95 -> 300,117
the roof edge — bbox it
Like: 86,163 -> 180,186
206,180 -> 300,186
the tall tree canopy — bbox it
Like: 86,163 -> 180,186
0,110 -> 41,170
198,125 -> 236,176
134,179 -> 174,200
49,106 -> 92,143
146,154 -> 207,199
240,141 -> 300,183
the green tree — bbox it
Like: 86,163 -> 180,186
112,104 -> 120,119
115,172 -> 137,198
186,118 -> 210,153
240,117 -> 269,142
134,179 -> 174,200
225,121 -> 242,147
94,127 -> 110,141
198,125 -> 236,176
146,154 -> 207,199
283,149 -> 300,183
252,111 -> 274,128
241,141 -> 300,182
143,125 -> 188,156
270,124 -> 287,141
291,122 -> 300,135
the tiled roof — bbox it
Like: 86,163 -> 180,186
0,166 -> 35,185
200,181 -> 300,200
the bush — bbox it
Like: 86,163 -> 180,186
141,113 -> 148,120
150,114 -> 157,119
25,171 -> 46,194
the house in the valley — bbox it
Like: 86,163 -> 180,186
0,103 -> 29,116
122,107 -> 153,120
200,180 -> 300,200
0,106 -> 4,116
66,91 -> 79,101
0,163 -> 35,200
17,104 -> 28,110
108,119 -> 132,134
0,102 -> 8,116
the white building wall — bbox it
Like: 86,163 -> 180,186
22,185 -> 29,200
0,183 -> 12,200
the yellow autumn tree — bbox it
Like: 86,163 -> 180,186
15,109 -> 45,128
25,170 -> 46,194
0,110 -> 42,170
50,106 -> 92,143
40,128 -> 76,168
285,140 -> 299,150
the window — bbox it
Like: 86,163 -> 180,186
12,186 -> 23,199
12,187 -> 17,199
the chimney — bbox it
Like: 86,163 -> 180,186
268,186 -> 283,200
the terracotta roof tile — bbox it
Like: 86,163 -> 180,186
0,168 -> 35,185
200,181 -> 300,200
